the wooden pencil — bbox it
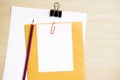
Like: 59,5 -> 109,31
22,23 -> 34,80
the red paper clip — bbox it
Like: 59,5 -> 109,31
50,22 -> 56,34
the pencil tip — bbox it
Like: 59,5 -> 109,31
32,19 -> 34,24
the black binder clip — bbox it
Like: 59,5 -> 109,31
50,2 -> 62,18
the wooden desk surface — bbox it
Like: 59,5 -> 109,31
0,0 -> 120,80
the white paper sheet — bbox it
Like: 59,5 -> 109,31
37,23 -> 73,72
3,6 -> 87,80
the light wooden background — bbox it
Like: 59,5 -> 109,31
0,0 -> 120,80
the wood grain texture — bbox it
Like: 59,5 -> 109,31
0,0 -> 120,80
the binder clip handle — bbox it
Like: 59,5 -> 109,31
54,2 -> 60,10
50,2 -> 62,18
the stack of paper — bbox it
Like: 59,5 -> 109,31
3,6 -> 87,80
